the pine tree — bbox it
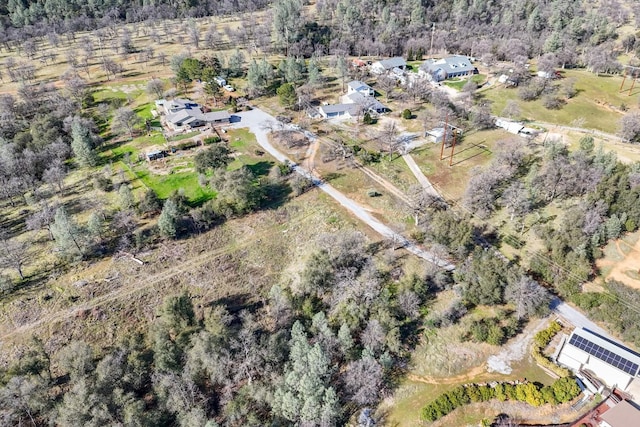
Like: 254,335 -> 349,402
307,57 -> 321,87
118,184 -> 135,210
272,321 -> 340,424
158,199 -> 179,238
87,212 -> 103,242
71,119 -> 98,167
50,207 -> 85,258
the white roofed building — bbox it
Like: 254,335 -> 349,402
419,55 -> 478,82
371,57 -> 407,75
556,328 -> 640,394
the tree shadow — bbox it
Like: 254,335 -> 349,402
322,172 -> 344,181
122,71 -> 143,78
260,181 -> 292,210
448,146 -> 491,166
207,293 -> 262,314
246,160 -> 274,177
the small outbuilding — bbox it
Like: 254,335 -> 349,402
146,150 -> 166,161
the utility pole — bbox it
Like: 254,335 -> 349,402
429,23 -> 435,58
449,129 -> 457,167
439,113 -> 448,161
620,70 -> 627,92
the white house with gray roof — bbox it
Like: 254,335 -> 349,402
312,80 -> 388,120
419,55 -> 478,82
341,91 -> 387,114
371,57 -> 407,75
317,103 -> 360,119
347,80 -> 375,97
155,99 -> 230,131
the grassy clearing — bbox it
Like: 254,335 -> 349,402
168,131 -> 201,142
134,169 -> 214,204
410,128 -> 509,202
481,69 -> 631,133
443,74 -> 486,91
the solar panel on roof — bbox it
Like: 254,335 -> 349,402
569,334 -> 640,376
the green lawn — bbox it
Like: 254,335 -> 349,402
481,69 -> 629,133
443,74 -> 486,91
168,131 -> 201,142
386,333 -> 555,427
134,168 -> 215,205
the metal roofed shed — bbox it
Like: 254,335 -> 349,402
425,127 -> 445,143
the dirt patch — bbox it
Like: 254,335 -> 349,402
486,317 -> 549,375
407,364 -> 487,385
596,233 -> 640,290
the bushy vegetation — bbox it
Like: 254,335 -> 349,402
421,376 -> 581,422
0,232 -> 449,425
572,282 -> 640,347
531,322 -> 572,377
465,315 -> 520,346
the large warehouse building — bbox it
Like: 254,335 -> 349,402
556,328 -> 640,394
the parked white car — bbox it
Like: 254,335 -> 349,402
223,85 -> 235,92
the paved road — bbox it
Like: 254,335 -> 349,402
401,153 -> 443,199
230,109 -> 455,271
551,297 -> 611,338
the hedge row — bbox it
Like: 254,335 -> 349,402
531,322 -> 571,378
421,377 -> 581,422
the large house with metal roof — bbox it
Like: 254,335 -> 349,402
419,55 -> 478,82
155,98 -> 230,131
313,80 -> 387,119
556,328 -> 640,395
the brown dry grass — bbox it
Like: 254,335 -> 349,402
0,12 -> 264,96
595,230 -> 640,290
0,189 -> 366,363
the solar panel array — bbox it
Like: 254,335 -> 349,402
569,334 -> 639,376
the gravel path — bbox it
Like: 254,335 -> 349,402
401,153 -> 443,199
230,109 -> 455,271
486,317 -> 549,375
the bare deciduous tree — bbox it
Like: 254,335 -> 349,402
0,229 -> 30,280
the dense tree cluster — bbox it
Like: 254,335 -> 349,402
573,281 -> 640,347
0,0 -> 270,31
0,0 -> 633,76
0,231 -> 448,425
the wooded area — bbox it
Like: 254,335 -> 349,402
2,0 -> 640,425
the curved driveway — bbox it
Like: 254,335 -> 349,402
230,109 -> 455,271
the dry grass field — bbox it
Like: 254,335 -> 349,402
596,230 -> 640,290
0,186 -> 367,363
